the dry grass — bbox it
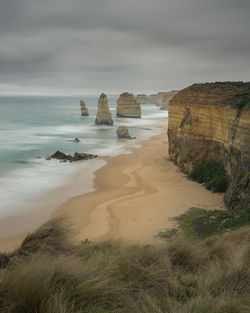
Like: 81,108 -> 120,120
0,219 -> 249,313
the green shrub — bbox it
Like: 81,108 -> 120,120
189,161 -> 228,192
159,207 -> 250,239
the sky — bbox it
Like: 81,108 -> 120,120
0,0 -> 249,96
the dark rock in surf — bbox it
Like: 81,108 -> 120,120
49,150 -> 98,162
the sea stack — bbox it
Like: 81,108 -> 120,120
116,92 -> 141,118
80,100 -> 89,116
136,94 -> 149,104
95,93 -> 113,125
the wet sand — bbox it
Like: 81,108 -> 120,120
0,126 -> 225,251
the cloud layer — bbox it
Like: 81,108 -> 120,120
0,0 -> 249,95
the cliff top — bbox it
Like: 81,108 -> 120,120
181,81 -> 250,109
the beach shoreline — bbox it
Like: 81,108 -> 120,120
0,126 -> 225,252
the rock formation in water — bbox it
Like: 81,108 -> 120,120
67,138 -> 80,143
117,126 -> 134,139
136,94 -> 149,104
80,100 -> 89,116
50,151 -> 98,162
168,82 -> 250,210
95,93 -> 113,125
116,92 -> 141,118
136,91 -> 179,110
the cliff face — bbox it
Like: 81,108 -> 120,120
95,93 -> 113,125
136,94 -> 149,104
80,100 -> 89,116
136,91 -> 179,110
117,92 -> 141,118
168,82 -> 250,210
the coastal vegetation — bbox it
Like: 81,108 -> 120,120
159,207 -> 250,239
0,218 -> 249,313
188,161 -> 228,193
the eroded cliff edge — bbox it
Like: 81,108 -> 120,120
168,82 -> 250,210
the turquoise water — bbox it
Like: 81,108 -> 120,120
0,95 -> 167,237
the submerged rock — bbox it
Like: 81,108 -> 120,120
50,151 -> 98,162
67,138 -> 80,143
116,92 -> 141,118
51,151 -> 72,161
80,100 -> 89,116
117,126 -> 135,139
95,93 -> 113,125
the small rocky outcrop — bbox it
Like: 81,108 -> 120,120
117,126 -> 135,139
50,151 -> 98,162
67,138 -> 80,143
80,100 -> 89,116
116,92 -> 141,118
95,93 -> 113,125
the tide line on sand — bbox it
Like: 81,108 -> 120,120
52,126 -> 225,245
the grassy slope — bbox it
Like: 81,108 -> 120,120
0,218 -> 249,313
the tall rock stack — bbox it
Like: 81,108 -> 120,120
80,100 -> 89,116
116,92 -> 141,118
95,93 -> 113,125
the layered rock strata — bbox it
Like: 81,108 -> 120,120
136,91 -> 179,110
136,94 -> 149,104
168,82 -> 250,210
117,92 -> 141,118
80,100 -> 89,116
95,93 -> 113,125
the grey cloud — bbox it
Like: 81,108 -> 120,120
0,0 -> 249,95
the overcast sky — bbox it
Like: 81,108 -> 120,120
0,0 -> 249,96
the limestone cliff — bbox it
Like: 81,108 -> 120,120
136,91 -> 179,110
80,99 -> 89,116
158,91 -> 179,110
95,93 -> 113,125
136,94 -> 149,104
117,92 -> 141,118
168,82 -> 250,210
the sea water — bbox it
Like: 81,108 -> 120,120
0,95 -> 167,238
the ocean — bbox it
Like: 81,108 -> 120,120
0,95 -> 167,238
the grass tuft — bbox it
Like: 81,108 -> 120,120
0,218 -> 249,313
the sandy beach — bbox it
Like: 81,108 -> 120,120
0,126 -> 225,251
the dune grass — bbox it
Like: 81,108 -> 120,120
159,207 -> 250,239
0,218 -> 249,313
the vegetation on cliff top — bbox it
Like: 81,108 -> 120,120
188,81 -> 250,109
0,218 -> 250,313
189,161 -> 228,193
